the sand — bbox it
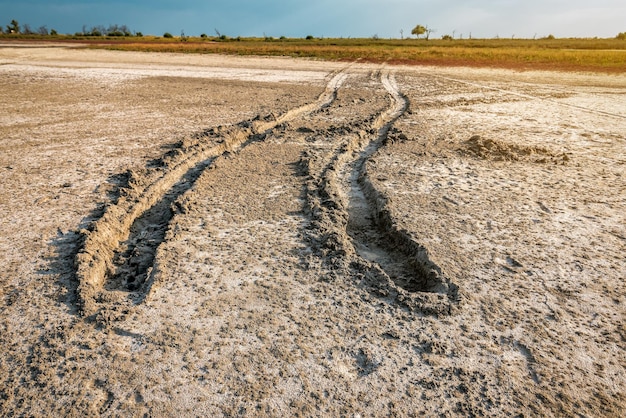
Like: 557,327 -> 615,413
0,44 -> 624,416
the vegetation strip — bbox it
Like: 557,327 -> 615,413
86,37 -> 626,74
3,16 -> 625,73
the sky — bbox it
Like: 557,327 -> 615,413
1,0 -> 625,39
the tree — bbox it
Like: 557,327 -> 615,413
617,32 -> 626,40
425,27 -> 436,40
7,19 -> 20,34
37,25 -> 49,35
89,25 -> 103,36
104,24 -> 130,37
106,24 -> 122,36
411,24 -> 426,38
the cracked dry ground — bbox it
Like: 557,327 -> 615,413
1,48 -> 625,417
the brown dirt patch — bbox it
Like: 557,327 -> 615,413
1,46 -> 624,417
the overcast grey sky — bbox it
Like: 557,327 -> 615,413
1,0 -> 625,38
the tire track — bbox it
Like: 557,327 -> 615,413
434,74 -> 626,120
75,70 -> 348,319
302,71 -> 460,315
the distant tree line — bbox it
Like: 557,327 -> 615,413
1,19 -> 57,35
2,17 -> 624,41
0,19 -> 142,37
411,22 -> 626,41
75,24 -> 138,37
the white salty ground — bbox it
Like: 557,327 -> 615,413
0,44 -> 624,417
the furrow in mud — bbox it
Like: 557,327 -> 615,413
304,71 -> 459,315
75,71 -> 348,318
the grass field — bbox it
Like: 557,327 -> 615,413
3,34 -> 626,72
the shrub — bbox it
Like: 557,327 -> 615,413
7,19 -> 20,34
163,32 -> 173,38
200,33 -> 207,38
617,32 -> 626,40
306,35 -> 314,40
441,34 -> 453,40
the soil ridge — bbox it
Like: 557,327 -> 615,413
302,71 -> 459,314
75,70 -> 348,318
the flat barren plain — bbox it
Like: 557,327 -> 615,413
0,44 -> 624,416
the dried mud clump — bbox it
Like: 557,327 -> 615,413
463,134 -> 571,163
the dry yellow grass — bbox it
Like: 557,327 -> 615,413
2,35 -> 624,72
79,36 -> 626,73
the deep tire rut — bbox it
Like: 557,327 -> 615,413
75,70 -> 348,318
302,71 -> 459,315
75,67 -> 459,319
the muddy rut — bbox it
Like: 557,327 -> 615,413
344,73 -> 455,299
300,71 -> 458,315
76,70 -> 348,318
76,68 -> 458,319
